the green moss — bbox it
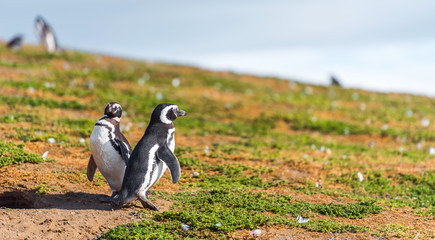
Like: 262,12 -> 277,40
0,141 -> 46,167
0,95 -> 86,110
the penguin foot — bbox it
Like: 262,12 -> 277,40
137,195 -> 159,211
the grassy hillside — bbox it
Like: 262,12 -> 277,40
0,44 -> 434,239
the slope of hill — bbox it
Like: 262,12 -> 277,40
0,44 -> 433,239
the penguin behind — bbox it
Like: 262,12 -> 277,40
34,15 -> 58,53
111,103 -> 187,210
6,34 -> 23,50
88,102 -> 132,202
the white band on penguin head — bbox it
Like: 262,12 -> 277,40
160,105 -> 177,124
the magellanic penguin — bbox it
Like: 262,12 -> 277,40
111,103 -> 187,210
34,16 -> 58,53
88,102 -> 132,202
6,34 -> 23,50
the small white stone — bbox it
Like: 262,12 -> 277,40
417,143 -> 422,149
171,78 -> 180,87
297,215 -> 309,223
381,124 -> 388,130
48,138 -> 56,143
138,78 -> 146,86
343,127 -> 350,135
315,183 -> 319,188
360,103 -> 366,111
252,229 -> 261,236
357,172 -> 364,182
181,223 -> 190,232
28,87 -> 35,93
80,138 -> 85,143
42,151 -> 49,160
156,92 -> 163,100
429,147 -> 435,155
10,115 -> 14,121
204,145 -> 210,154
342,154 -> 346,159
304,86 -> 312,95
370,141 -> 376,148
311,117 -> 317,123
215,222 -> 222,227
406,109 -> 413,117
352,92 -> 359,101
399,147 -> 404,152
421,119 -> 430,127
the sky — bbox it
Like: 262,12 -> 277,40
1,0 -> 435,96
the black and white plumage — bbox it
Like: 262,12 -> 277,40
6,35 -> 23,50
111,103 -> 187,210
34,16 -> 58,53
88,102 -> 132,202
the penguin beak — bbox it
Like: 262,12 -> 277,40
176,109 -> 187,117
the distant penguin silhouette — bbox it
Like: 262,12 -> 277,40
34,16 -> 58,53
6,35 -> 23,50
330,75 -> 342,87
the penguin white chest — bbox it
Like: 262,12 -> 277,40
167,128 -> 175,152
45,32 -> 56,53
89,123 -> 125,192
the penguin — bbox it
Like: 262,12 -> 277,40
88,102 -> 132,202
6,34 -> 23,50
111,103 -> 187,210
34,16 -> 58,53
330,75 -> 342,87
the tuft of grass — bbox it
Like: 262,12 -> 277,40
35,183 -> 56,195
0,141 -> 46,167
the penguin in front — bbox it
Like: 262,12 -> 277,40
88,102 -> 132,202
34,16 -> 58,53
111,103 -> 187,210
6,34 -> 23,50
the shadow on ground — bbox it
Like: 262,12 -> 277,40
0,190 -> 113,211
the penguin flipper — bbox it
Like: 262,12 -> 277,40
156,145 -> 181,184
87,154 -> 97,181
115,139 -> 130,165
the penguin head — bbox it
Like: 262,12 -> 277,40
151,103 -> 187,124
35,16 -> 46,25
104,102 -> 123,122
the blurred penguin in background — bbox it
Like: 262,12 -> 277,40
34,16 -> 58,53
330,75 -> 342,87
6,34 -> 23,50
